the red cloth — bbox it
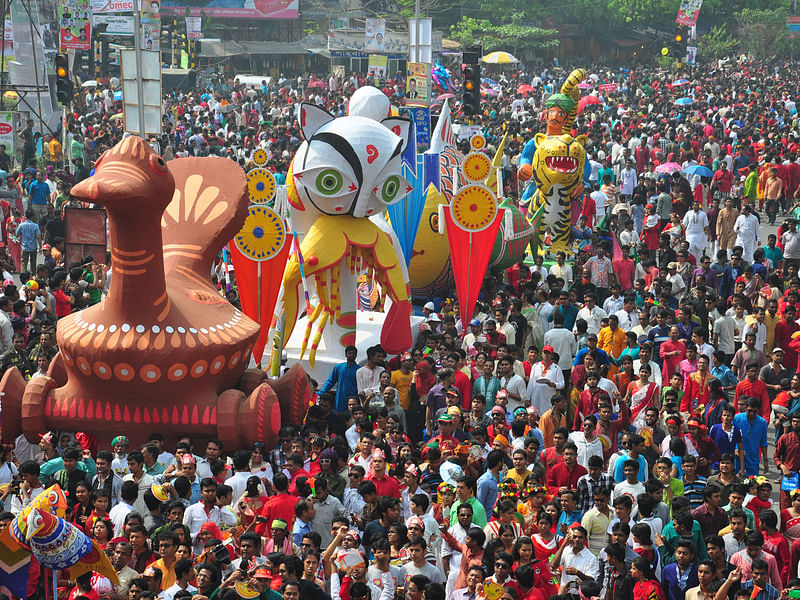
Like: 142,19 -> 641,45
257,492 -> 300,537
763,530 -> 791,585
734,379 -> 770,419
288,468 -> 310,495
775,319 -> 800,371
366,472 -> 401,498
545,462 -> 587,491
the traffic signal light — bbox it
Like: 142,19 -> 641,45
462,47 -> 481,116
55,53 -> 73,107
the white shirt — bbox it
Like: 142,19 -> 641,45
713,315 -> 737,354
356,365 -> 385,394
499,373 -> 529,412
527,362 -> 564,416
558,545 -> 600,592
591,191 -> 609,218
568,432 -> 604,469
734,213 -> 759,242
109,501 -> 133,537
615,309 -> 639,332
0,311 -> 12,354
549,263 -> 574,287
162,583 -> 198,600
184,502 -> 222,554
575,305 -> 608,335
544,327 -> 578,370
683,209 -> 709,239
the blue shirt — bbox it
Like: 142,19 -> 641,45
711,364 -> 738,390
556,510 -> 582,541
320,361 -> 359,412
27,180 -> 50,205
16,220 -> 40,252
549,305 -> 578,330
476,469 -> 499,513
612,452 -> 649,482
741,580 -> 780,600
573,346 -> 609,368
662,562 -> 698,600
732,412 -> 768,476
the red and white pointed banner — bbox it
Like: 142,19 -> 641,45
442,183 -> 504,329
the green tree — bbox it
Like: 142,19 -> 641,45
738,6 -> 799,58
449,15 -> 558,55
698,24 -> 738,59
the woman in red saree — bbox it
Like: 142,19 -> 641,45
625,363 -> 660,430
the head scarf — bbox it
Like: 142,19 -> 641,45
415,361 -> 436,397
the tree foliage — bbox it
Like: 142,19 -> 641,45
449,15 -> 559,55
698,24 -> 739,59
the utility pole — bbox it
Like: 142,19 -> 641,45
132,0 -> 145,137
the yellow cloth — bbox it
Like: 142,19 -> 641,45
390,370 -> 413,410
598,326 -> 626,376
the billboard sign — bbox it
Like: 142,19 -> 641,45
91,0 -> 134,12
160,0 -> 297,19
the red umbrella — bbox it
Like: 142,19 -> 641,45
517,84 -> 534,94
577,95 -> 602,114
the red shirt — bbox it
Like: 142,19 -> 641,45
366,472 -> 401,498
288,468 -> 310,495
776,319 -> 800,371
764,530 -> 791,585
734,379 -> 770,419
258,492 -> 300,536
545,462 -> 587,491
54,288 -> 71,317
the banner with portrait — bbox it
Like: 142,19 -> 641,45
676,0 -> 702,27
60,0 -> 92,50
364,18 -> 385,51
406,61 -> 430,107
367,54 -> 387,78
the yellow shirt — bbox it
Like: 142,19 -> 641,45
506,467 -> 531,487
598,326 -> 626,376
390,370 -> 413,410
48,139 -> 62,161
151,557 -> 176,590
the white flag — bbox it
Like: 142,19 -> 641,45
429,99 -> 455,153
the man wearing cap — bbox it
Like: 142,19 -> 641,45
462,319 -> 483,357
428,413 -> 461,450
263,518 -> 297,554
426,368 -> 455,435
759,347 -> 791,405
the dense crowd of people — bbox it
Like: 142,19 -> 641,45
3,55 -> 800,600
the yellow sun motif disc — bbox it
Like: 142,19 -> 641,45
252,148 -> 268,166
235,583 -> 261,599
234,205 -> 286,261
470,134 -> 486,151
450,185 -> 497,232
247,168 -> 277,204
462,152 -> 492,183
